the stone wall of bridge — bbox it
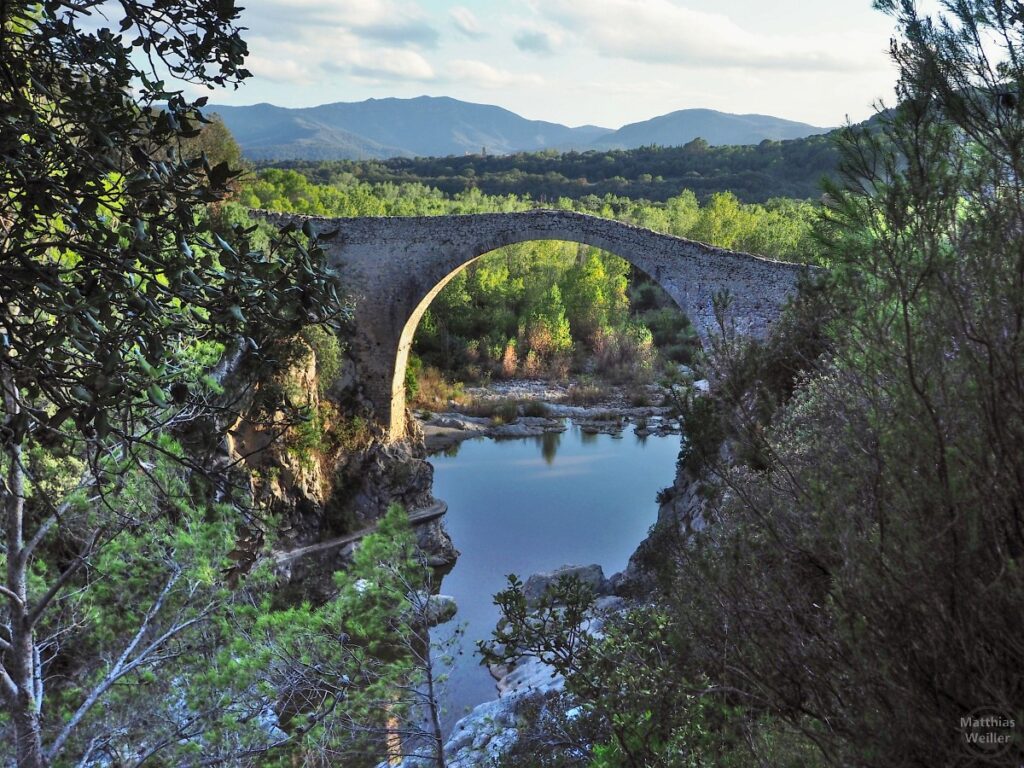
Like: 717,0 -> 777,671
258,209 -> 812,440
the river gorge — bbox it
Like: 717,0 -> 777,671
417,394 -> 684,735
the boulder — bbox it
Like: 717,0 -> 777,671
423,594 -> 458,626
523,563 -> 608,605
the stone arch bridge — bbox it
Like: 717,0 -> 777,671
262,209 -> 811,441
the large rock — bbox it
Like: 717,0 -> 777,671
495,654 -> 563,697
387,691 -> 533,768
423,594 -> 458,626
523,563 -> 608,605
610,468 -> 709,597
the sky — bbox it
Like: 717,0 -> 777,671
205,0 -> 919,129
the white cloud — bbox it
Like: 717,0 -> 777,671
237,2 -> 442,89
448,60 -> 544,89
450,6 -> 485,38
538,0 -> 875,72
244,0 -> 439,48
244,54 -> 313,85
345,48 -> 437,82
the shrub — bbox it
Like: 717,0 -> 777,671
629,389 -> 651,407
301,325 -> 344,395
500,339 -> 518,378
404,353 -> 423,400
522,348 -> 543,378
564,382 -> 610,406
592,323 -> 656,383
521,400 -> 551,418
492,400 -> 520,424
408,365 -> 466,409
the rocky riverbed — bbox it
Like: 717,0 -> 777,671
415,377 -> 708,454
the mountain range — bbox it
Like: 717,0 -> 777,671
210,96 -> 829,161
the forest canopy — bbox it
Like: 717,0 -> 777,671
264,132 -> 841,204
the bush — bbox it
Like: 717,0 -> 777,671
521,400 -> 551,418
404,353 -> 423,400
408,365 -> 465,409
592,324 -> 656,383
492,400 -> 520,424
563,382 -> 610,405
628,389 -> 651,407
500,339 -> 518,378
301,325 -> 344,395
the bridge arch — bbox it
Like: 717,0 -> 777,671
261,209 -> 809,441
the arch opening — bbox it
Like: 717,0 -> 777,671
388,235 -> 699,440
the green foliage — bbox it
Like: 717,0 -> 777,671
302,324 -> 344,395
1,8 -> 342,453
0,2 -> 342,765
202,505 -> 454,766
483,576 -> 797,768
264,133 -> 840,204
9,436 -> 265,764
179,113 -> 245,171
405,353 -> 424,400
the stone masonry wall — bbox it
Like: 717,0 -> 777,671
258,209 -> 812,439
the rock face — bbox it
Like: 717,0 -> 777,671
443,692 -> 530,767
225,337 -> 457,598
610,467 -> 710,597
228,339 -> 332,544
424,594 -> 458,626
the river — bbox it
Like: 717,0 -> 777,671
429,423 -> 681,732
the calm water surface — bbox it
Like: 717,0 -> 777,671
429,424 -> 681,732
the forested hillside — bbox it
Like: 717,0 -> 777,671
267,133 -> 840,204
211,97 -> 825,162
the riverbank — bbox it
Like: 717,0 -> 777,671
415,376 -> 705,454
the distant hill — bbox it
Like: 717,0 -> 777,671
211,97 -> 828,161
593,108 -> 828,150
212,96 -> 613,161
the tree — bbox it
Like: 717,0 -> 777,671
216,505 -> 458,767
179,113 -> 245,172
0,2 -> 340,765
660,1 -> 1024,764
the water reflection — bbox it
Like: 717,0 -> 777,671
539,430 -> 561,464
429,424 -> 682,733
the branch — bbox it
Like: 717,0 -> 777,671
74,735 -> 107,768
0,583 -> 23,608
22,485 -> 94,562
0,660 -> 17,703
47,569 -> 188,761
27,528 -> 101,629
